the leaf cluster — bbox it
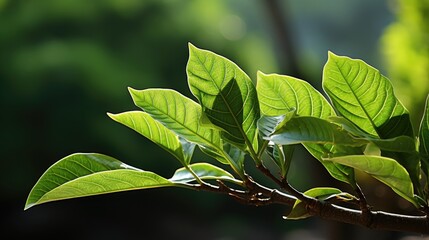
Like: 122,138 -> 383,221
25,44 -> 429,233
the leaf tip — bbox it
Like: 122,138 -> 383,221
188,42 -> 199,53
327,51 -> 338,59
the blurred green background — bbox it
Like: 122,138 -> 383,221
2,0 -> 428,239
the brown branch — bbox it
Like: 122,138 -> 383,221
193,179 -> 429,234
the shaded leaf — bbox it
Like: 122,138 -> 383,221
269,116 -> 366,146
266,144 -> 294,178
187,43 -> 260,152
330,116 -> 416,153
324,155 -> 418,206
419,94 -> 429,178
25,153 -> 173,210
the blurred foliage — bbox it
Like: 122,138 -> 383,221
381,0 -> 429,129
0,0 -> 278,196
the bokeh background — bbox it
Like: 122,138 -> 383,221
2,0 -> 429,239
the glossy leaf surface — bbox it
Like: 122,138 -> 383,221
187,44 -> 260,151
25,153 -> 173,210
170,163 -> 241,185
129,88 -> 229,164
324,155 -> 417,206
108,111 -> 195,165
256,72 -> 355,183
323,52 -> 413,139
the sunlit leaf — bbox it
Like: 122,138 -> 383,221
323,52 -> 413,139
323,52 -> 419,189
25,153 -> 174,210
324,155 -> 418,206
187,43 -> 260,152
170,163 -> 242,185
108,111 -> 195,165
128,88 -> 228,164
256,72 -> 356,183
256,72 -> 335,117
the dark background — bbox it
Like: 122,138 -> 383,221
2,0 -> 429,239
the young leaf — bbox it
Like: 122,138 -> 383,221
187,43 -> 260,152
322,52 -> 413,139
269,116 -> 367,146
419,94 -> 429,178
25,153 -> 174,210
286,187 -> 355,220
108,111 -> 195,165
170,163 -> 242,185
324,155 -> 418,206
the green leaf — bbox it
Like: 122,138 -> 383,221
266,144 -> 294,178
419,94 -> 429,178
108,111 -> 195,165
256,72 -> 335,118
170,163 -> 242,185
187,43 -> 260,152
257,111 -> 295,139
322,52 -> 413,139
323,53 -> 420,189
25,153 -> 174,210
128,88 -> 227,164
324,155 -> 418,206
329,116 -> 416,153
255,72 -> 356,184
269,116 -> 367,146
286,187 -> 355,220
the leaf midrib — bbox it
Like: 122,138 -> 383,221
332,59 -> 380,138
193,53 -> 254,152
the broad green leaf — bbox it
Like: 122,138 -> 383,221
419,94 -> 429,178
286,187 -> 355,220
170,163 -> 242,185
269,116 -> 366,146
187,43 -> 260,152
128,88 -> 228,165
108,111 -> 195,165
322,52 -> 413,139
256,72 -> 335,118
256,72 -> 356,184
25,153 -> 174,210
324,155 -> 418,206
323,53 -> 419,189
